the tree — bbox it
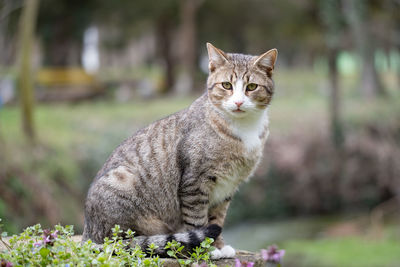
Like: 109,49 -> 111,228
319,0 -> 345,146
17,0 -> 40,141
0,0 -> 22,66
37,0 -> 96,66
342,0 -> 385,98
176,0 -> 204,94
93,0 -> 180,94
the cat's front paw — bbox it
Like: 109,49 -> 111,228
220,245 -> 236,258
210,245 -> 236,259
210,248 -> 222,260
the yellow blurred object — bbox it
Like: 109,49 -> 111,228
37,68 -> 96,87
35,68 -> 103,101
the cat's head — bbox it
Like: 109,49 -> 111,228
206,43 -> 277,118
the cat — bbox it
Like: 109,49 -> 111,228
82,43 -> 277,259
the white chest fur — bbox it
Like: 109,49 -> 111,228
210,172 -> 242,206
209,111 -> 269,206
231,110 -> 269,151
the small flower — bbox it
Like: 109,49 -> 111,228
261,245 -> 285,264
50,230 -> 58,239
42,229 -> 57,246
43,229 -> 51,237
0,259 -> 13,267
235,258 -> 255,267
44,235 -> 51,243
33,241 -> 42,247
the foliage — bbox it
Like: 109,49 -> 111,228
164,238 -> 216,267
0,219 -> 217,267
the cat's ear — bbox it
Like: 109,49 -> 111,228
206,43 -> 229,72
254,48 -> 278,76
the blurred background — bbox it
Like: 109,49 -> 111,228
0,0 -> 399,266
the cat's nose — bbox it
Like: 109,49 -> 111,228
234,101 -> 243,108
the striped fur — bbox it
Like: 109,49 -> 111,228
130,224 -> 221,257
83,43 -> 277,256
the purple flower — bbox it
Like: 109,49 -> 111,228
0,259 -> 13,267
43,229 -> 51,237
261,245 -> 285,264
33,241 -> 42,247
41,229 -> 58,246
235,258 -> 255,267
44,235 -> 51,244
51,230 -> 58,239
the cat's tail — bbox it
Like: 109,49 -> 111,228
129,224 -> 222,257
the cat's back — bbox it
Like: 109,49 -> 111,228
94,95 -> 208,181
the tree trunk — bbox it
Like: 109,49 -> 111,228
0,0 -> 17,66
319,0 -> 344,146
0,1 -> 10,66
342,0 -> 385,98
177,0 -> 203,94
18,0 -> 40,141
156,16 -> 174,94
327,48 -> 344,146
397,49 -> 400,90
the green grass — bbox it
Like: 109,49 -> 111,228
1,97 -> 194,148
284,236 -> 400,267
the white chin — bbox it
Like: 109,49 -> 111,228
229,110 -> 247,118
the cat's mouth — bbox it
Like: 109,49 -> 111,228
232,109 -> 245,113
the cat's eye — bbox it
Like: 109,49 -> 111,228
221,82 -> 232,90
246,83 -> 258,91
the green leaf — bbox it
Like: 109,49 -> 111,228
39,247 -> 50,257
167,250 -> 175,257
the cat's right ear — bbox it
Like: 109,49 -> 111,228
254,48 -> 278,77
206,43 -> 229,72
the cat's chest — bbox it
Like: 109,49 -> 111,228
207,111 -> 269,206
234,127 -> 267,151
231,112 -> 269,151
209,150 -> 261,206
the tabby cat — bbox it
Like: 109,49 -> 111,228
83,43 -> 277,259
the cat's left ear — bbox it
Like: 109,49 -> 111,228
254,48 -> 278,76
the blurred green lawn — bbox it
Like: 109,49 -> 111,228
225,216 -> 400,267
284,234 -> 400,267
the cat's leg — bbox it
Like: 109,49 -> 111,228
179,179 -> 210,230
208,198 -> 236,259
208,198 -> 231,248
